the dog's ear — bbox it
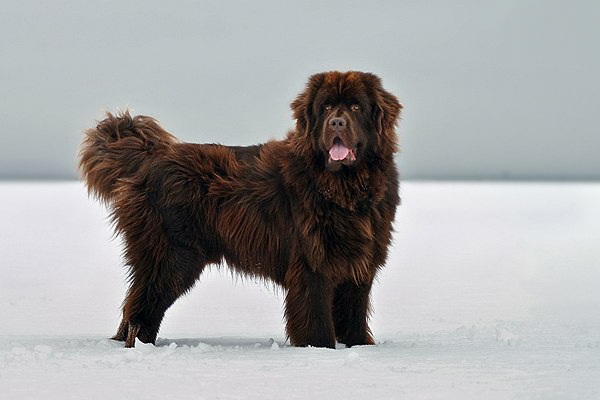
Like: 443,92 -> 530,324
375,87 -> 403,136
291,73 -> 325,136
366,74 -> 402,153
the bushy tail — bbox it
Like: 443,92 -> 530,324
79,110 -> 177,203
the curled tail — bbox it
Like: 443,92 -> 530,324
79,110 -> 177,203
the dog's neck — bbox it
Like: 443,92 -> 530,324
284,134 -> 394,211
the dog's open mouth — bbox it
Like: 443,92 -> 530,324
328,137 -> 356,164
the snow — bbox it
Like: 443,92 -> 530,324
1,181 -> 599,399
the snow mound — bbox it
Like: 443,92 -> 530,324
1,182 -> 600,399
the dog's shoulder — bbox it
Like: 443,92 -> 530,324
225,144 -> 263,166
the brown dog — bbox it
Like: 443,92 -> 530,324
79,71 -> 402,348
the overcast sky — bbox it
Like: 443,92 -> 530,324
1,0 -> 598,180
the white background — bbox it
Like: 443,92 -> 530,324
1,0 -> 599,179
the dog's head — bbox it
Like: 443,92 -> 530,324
291,71 -> 402,171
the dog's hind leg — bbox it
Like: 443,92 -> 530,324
111,319 -> 129,342
116,246 -> 206,348
107,175 -> 211,347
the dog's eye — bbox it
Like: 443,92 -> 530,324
351,104 -> 360,112
324,105 -> 332,111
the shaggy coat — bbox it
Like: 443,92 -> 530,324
79,71 -> 402,348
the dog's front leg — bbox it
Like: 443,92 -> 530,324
283,264 -> 336,348
332,279 -> 376,347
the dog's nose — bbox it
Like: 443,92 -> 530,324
328,117 -> 347,130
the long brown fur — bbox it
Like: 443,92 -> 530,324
79,71 -> 402,348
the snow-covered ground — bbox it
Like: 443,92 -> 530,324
1,181 -> 599,399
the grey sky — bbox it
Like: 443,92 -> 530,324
1,0 -> 598,180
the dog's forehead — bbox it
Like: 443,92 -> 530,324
316,72 -> 371,102
323,71 -> 361,84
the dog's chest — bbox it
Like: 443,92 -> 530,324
318,208 -> 376,282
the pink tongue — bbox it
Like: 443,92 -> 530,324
329,142 -> 350,161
